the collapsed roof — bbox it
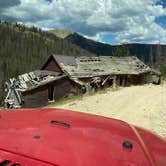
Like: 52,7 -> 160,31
49,55 -> 152,78
4,70 -> 67,108
10,70 -> 66,92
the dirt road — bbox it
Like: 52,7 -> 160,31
53,83 -> 166,137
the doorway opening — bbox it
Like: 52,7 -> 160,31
48,85 -> 54,101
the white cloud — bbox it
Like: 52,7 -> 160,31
0,0 -> 20,20
0,0 -> 20,9
2,0 -> 166,44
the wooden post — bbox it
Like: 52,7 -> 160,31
113,76 -> 117,89
122,76 -> 126,86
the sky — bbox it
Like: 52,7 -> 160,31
0,0 -> 166,45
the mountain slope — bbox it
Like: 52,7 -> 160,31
64,32 -> 166,66
65,33 -> 113,56
0,22 -> 94,104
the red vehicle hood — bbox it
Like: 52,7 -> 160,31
0,108 -> 166,166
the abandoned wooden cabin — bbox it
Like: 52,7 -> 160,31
4,70 -> 82,108
5,54 -> 160,108
42,54 -> 160,90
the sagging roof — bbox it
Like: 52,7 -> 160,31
50,55 -> 151,78
151,69 -> 161,76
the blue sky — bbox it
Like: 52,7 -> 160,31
100,34 -> 118,45
0,0 -> 166,45
46,0 -> 53,3
155,0 -> 166,29
156,16 -> 166,28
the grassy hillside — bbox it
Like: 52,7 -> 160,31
0,22 -> 94,105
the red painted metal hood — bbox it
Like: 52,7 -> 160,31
0,108 -> 165,166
